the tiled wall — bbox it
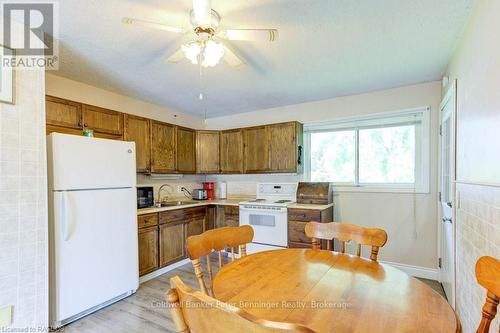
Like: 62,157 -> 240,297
0,68 -> 47,328
456,182 -> 500,333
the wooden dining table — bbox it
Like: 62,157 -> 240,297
212,249 -> 460,333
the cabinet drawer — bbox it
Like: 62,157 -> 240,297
287,209 -> 321,222
138,213 -> 158,229
288,220 -> 312,244
224,206 -> 239,216
186,207 -> 207,218
159,209 -> 186,224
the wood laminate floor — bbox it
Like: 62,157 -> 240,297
63,258 -> 447,333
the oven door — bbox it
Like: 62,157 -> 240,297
239,205 -> 288,247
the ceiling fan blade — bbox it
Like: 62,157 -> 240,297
166,48 -> 185,64
222,43 -> 245,68
192,0 -> 212,27
122,17 -> 184,33
219,29 -> 278,42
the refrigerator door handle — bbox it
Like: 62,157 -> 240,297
61,191 -> 71,241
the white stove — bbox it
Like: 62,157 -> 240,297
239,183 -> 298,254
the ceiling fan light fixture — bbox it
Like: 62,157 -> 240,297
181,40 -> 224,67
202,40 -> 224,67
181,41 -> 202,65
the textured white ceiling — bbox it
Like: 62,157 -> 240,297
55,0 -> 474,117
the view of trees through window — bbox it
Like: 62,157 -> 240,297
310,125 -> 416,184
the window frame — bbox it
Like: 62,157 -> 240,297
303,107 -> 431,193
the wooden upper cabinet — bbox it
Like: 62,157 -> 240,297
243,126 -> 269,173
46,96 -> 82,129
124,114 -> 151,173
151,121 -> 176,173
177,126 -> 196,173
220,129 -> 243,173
268,122 -> 303,173
196,131 -> 220,173
82,104 -> 123,136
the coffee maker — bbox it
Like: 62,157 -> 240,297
202,182 -> 215,200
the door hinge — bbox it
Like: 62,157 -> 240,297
438,192 -> 442,202
439,125 -> 442,136
438,257 -> 442,269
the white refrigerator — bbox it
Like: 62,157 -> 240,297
47,133 -> 139,328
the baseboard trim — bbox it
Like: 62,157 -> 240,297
381,260 -> 438,280
139,259 -> 190,284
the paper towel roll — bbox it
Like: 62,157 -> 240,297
218,182 -> 227,199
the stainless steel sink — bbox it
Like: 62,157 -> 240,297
155,201 -> 194,207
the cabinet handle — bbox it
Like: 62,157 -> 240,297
297,145 -> 303,165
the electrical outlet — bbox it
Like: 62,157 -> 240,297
0,305 -> 13,327
176,186 -> 183,193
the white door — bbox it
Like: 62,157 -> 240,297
52,187 -> 138,322
439,80 -> 457,307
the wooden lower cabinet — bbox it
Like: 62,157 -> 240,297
216,206 -> 239,228
186,217 -> 206,238
159,221 -> 186,267
138,226 -> 158,276
287,207 -> 334,249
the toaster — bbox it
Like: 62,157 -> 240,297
192,189 -> 208,200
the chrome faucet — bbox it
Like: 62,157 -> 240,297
157,184 -> 173,205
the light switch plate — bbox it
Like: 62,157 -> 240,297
0,305 -> 13,327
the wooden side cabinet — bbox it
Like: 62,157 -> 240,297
151,121 -> 177,173
196,131 -> 220,173
288,207 -> 333,249
220,129 -> 243,173
177,126 -> 196,173
124,114 -> 151,173
268,122 -> 303,173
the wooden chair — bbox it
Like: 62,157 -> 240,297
475,256 -> 500,333
167,276 -> 316,333
186,225 -> 254,295
304,222 -> 387,261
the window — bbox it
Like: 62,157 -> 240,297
304,108 -> 430,192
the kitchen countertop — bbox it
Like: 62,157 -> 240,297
137,198 -> 334,215
288,203 -> 334,210
137,197 -> 252,215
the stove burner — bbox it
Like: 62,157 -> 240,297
275,200 -> 292,204
249,199 -> 266,202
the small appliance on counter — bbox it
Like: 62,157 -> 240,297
137,186 -> 154,209
203,181 -> 215,200
191,189 -> 208,200
296,182 -> 333,204
218,181 -> 227,199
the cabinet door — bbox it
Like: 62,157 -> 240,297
159,221 -> 185,266
186,217 -> 206,238
82,104 -> 123,136
138,226 -> 158,276
268,122 -> 299,172
124,114 -> 151,173
220,129 -> 243,173
177,127 -> 196,173
151,121 -> 176,173
196,131 -> 220,173
46,96 -> 82,129
243,126 -> 269,173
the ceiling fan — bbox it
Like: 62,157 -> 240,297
122,0 -> 278,68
